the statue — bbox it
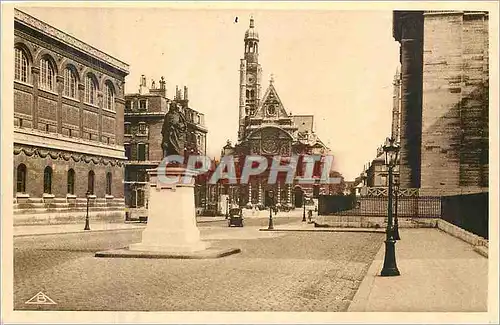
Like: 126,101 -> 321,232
161,102 -> 187,160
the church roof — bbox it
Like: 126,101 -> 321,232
245,17 -> 259,40
253,81 -> 290,118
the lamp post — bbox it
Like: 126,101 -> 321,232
268,190 -> 274,230
393,179 -> 401,240
302,193 -> 307,222
84,190 -> 91,231
381,137 -> 400,277
225,196 -> 229,219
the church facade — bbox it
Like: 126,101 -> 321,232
220,18 -> 342,209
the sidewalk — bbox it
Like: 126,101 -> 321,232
259,220 -> 385,233
348,228 -> 488,312
14,216 -> 227,237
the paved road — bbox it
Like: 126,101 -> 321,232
14,222 -> 384,311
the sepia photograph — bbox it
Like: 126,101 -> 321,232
1,1 -> 498,324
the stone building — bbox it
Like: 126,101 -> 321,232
13,9 -> 130,225
221,17 -> 335,209
365,145 -> 400,188
123,76 -> 207,217
393,11 -> 489,195
364,69 -> 401,189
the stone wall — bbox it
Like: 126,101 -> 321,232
421,11 -> 489,193
393,11 -> 424,188
13,197 -> 125,225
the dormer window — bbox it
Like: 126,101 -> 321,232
139,99 -> 147,110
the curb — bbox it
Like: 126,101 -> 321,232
347,242 -> 385,312
259,228 -> 385,233
473,245 -> 489,258
436,220 -> 488,257
14,226 -> 146,238
197,218 -> 227,223
95,247 -> 241,259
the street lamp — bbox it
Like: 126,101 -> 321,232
381,137 -> 400,277
302,193 -> 307,222
84,190 -> 91,231
225,196 -> 229,219
268,190 -> 274,230
393,179 -> 401,240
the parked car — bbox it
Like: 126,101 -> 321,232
228,207 -> 244,227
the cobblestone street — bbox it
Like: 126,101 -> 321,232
14,221 -> 384,311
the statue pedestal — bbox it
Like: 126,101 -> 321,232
129,166 -> 209,253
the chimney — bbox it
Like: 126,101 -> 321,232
175,85 -> 180,100
139,74 -> 148,95
184,86 -> 188,100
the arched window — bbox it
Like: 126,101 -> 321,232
15,48 -> 29,83
43,166 -> 52,194
104,82 -> 115,111
63,66 -> 78,98
85,74 -> 97,105
39,58 -> 55,91
106,172 -> 112,195
88,170 -> 95,195
246,89 -> 249,98
16,164 -> 27,193
67,169 -> 75,195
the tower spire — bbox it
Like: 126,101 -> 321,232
249,15 -> 255,28
270,73 -> 274,85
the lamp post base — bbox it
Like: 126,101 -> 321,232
393,224 -> 401,240
268,216 -> 274,230
380,239 -> 400,276
84,219 -> 90,231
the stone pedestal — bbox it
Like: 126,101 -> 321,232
129,166 -> 209,253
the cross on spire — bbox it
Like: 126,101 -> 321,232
270,73 -> 274,84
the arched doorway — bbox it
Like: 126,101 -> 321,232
294,186 -> 304,208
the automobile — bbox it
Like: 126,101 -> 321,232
228,207 -> 244,227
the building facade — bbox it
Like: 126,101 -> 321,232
13,9 -> 130,225
393,11 -> 489,195
123,76 -> 207,217
220,18 -> 338,209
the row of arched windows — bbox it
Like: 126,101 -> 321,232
16,164 -> 113,196
245,42 -> 258,54
14,47 -> 115,111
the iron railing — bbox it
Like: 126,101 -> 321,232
319,195 -> 441,218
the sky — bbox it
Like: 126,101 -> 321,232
19,5 -> 400,181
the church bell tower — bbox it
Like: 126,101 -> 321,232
238,16 -> 262,141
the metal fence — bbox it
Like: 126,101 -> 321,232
319,195 -> 441,218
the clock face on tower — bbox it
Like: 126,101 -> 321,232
247,74 -> 256,85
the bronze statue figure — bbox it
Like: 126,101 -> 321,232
161,102 -> 187,158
